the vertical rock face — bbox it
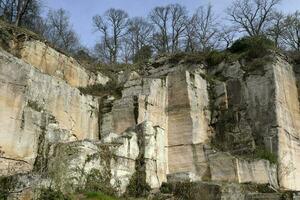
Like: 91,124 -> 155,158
210,55 -> 300,191
18,41 -> 109,87
0,49 -> 99,176
99,76 -> 168,138
2,35 -> 300,199
274,57 -> 300,190
167,70 -> 211,177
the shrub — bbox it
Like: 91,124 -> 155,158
133,45 -> 153,63
126,171 -> 151,198
84,169 -> 118,197
38,188 -> 70,200
205,51 -> 227,66
84,191 -> 118,200
78,79 -> 122,98
229,36 -> 276,60
254,147 -> 278,164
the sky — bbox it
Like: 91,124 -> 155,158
43,0 -> 300,48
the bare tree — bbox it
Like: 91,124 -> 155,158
192,4 -> 220,51
227,0 -> 281,36
45,9 -> 80,52
15,0 -> 31,26
281,11 -> 300,51
169,4 -> 188,52
0,0 -> 41,26
94,40 -> 111,63
127,17 -> 153,59
184,16 -> 197,52
219,27 -> 237,49
149,6 -> 170,53
267,11 -> 285,47
93,8 -> 129,63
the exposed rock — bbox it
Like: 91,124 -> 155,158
18,40 -> 109,87
2,35 -> 300,199
0,48 -> 98,176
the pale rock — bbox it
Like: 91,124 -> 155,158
0,49 -> 98,176
18,40 -> 109,87
167,172 -> 199,183
167,70 -> 211,176
208,152 -> 238,182
237,159 -> 278,187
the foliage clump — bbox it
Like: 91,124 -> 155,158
229,36 -> 276,60
253,147 -> 278,164
84,169 -> 118,197
83,191 -> 119,200
78,79 -> 123,98
38,188 -> 70,200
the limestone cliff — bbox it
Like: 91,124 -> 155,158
1,28 -> 300,200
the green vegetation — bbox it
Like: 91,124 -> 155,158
0,20 -> 43,51
82,191 -> 119,200
27,100 -> 44,112
229,36 -> 276,60
84,169 -> 118,197
0,176 -> 15,200
78,80 -> 123,98
38,188 -> 70,200
126,171 -> 151,198
254,147 -> 278,164
133,45 -> 153,63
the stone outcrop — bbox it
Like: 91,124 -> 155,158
2,32 -> 300,199
0,48 -> 98,177
209,55 -> 300,191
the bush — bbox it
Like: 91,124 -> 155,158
126,171 -> 151,198
84,169 -> 118,197
78,79 -> 122,98
133,45 -> 152,63
254,147 -> 278,164
229,36 -> 276,60
84,191 -> 118,200
38,188 -> 70,200
205,51 -> 227,66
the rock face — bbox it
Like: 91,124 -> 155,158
209,55 -> 300,191
18,40 -> 109,87
2,35 -> 300,199
0,48 -> 98,176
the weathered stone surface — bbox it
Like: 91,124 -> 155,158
167,172 -> 199,183
167,70 -> 211,177
208,152 -> 278,187
99,77 -> 167,138
18,40 -> 109,87
0,49 -> 99,176
47,141 -> 107,193
245,193 -> 281,200
160,181 -> 246,200
237,159 -> 278,187
210,55 -> 300,190
208,152 -> 238,182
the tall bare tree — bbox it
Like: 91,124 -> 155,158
227,0 -> 281,36
281,11 -> 300,51
219,27 -> 237,49
45,9 -> 80,52
149,6 -> 170,53
0,0 -> 41,26
93,8 -> 129,63
15,0 -> 31,26
169,4 -> 188,52
267,11 -> 285,47
184,16 -> 197,52
127,17 -> 153,58
192,4 -> 220,51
